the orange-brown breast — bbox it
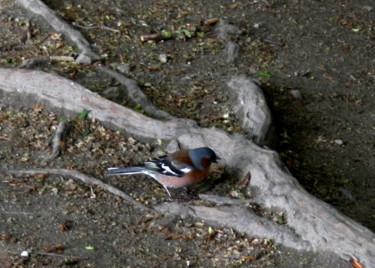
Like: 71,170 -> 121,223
155,167 -> 210,188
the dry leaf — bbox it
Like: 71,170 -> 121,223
350,257 -> 364,268
44,243 -> 65,253
0,114 -> 9,120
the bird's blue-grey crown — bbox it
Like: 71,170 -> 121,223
188,147 -> 220,171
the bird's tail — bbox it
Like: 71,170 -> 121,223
106,166 -> 145,176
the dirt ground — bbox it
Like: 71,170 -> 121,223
0,0 -> 374,267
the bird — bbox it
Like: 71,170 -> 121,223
106,147 -> 220,197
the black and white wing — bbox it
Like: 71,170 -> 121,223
144,155 -> 193,177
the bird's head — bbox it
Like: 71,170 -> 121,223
189,147 -> 220,170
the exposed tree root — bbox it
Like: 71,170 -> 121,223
0,68 -> 374,267
6,168 -> 151,212
15,0 -> 171,119
46,121 -> 67,161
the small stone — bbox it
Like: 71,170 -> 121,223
290,89 -> 302,98
362,5 -> 373,11
116,63 -> 130,74
334,139 -> 343,145
139,20 -> 148,27
251,238 -> 260,245
194,221 -> 204,227
159,54 -> 168,63
224,41 -> 239,63
20,251 -> 29,258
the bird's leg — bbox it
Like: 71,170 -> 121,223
163,185 -> 172,199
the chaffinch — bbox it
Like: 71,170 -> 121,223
106,147 -> 220,197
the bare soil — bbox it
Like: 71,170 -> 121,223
0,0 -> 373,267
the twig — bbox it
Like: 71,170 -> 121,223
140,33 -> 172,42
49,55 -> 75,62
72,22 -> 120,33
263,38 -> 284,47
6,168 -> 152,212
16,0 -> 101,64
97,65 -> 172,119
25,19 -> 32,44
36,252 -> 85,259
46,121 -> 67,161
203,17 -> 220,26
